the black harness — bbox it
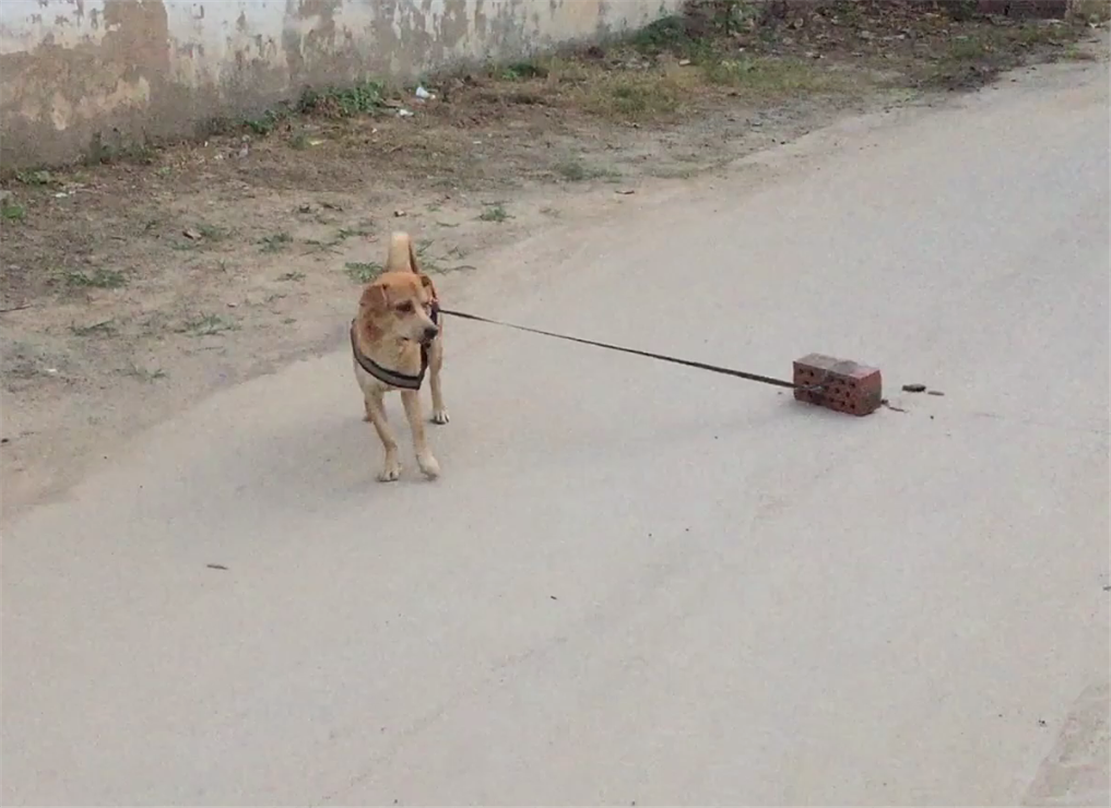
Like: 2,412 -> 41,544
350,303 -> 439,391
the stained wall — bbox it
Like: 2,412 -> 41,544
0,0 -> 678,168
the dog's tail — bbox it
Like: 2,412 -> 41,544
386,231 -> 421,274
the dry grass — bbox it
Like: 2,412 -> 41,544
1069,0 -> 1111,23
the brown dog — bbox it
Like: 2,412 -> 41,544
350,232 -> 448,481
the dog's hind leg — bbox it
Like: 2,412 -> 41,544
401,389 -> 440,479
428,338 -> 449,425
364,391 -> 402,482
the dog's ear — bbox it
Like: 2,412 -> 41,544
418,273 -> 438,300
359,282 -> 389,313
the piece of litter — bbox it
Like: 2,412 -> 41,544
308,139 -> 325,146
927,390 -> 945,396
45,368 -> 58,375
236,145 -> 250,158
880,398 -> 907,413
678,58 -> 692,66
206,563 -> 228,571
183,228 -> 202,240
54,192 -> 69,199
393,210 -> 407,218
902,383 -> 927,393
397,108 -> 414,118
414,86 -> 435,101
615,189 -> 636,195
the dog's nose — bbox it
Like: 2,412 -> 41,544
422,325 -> 439,341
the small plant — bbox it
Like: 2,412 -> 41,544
478,204 -> 511,223
70,319 -> 118,337
299,80 -> 385,117
259,232 -> 293,253
197,223 -> 228,241
15,169 -> 53,186
554,159 -> 620,182
243,107 -> 288,136
64,269 -> 127,289
632,15 -> 692,53
2,202 -> 26,222
303,238 -> 343,254
344,261 -> 384,283
290,132 -> 310,150
336,225 -> 372,240
277,271 -> 306,282
178,313 -> 239,336
120,363 -> 167,382
499,60 -> 549,81
556,160 -> 590,181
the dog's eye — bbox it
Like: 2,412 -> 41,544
396,301 -> 414,314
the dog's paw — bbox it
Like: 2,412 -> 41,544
417,454 -> 441,480
377,461 -> 402,482
431,408 -> 450,425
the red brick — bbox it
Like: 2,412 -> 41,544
793,353 -> 883,416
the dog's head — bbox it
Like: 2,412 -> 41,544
359,271 -> 439,345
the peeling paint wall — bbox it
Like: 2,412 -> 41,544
0,0 -> 680,169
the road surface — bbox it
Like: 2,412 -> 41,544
3,59 -> 1108,806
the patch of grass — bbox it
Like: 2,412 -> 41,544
336,225 -> 372,240
290,132 -> 311,150
1069,0 -> 1111,23
1061,43 -> 1099,61
632,15 -> 694,53
478,204 -> 511,223
303,238 -> 343,254
15,169 -> 54,186
277,271 -> 306,282
701,56 -> 853,94
498,60 -> 550,81
69,319 -> 118,337
119,363 -> 167,382
2,202 -> 26,222
259,232 -> 293,253
344,261 -> 384,283
915,20 -> 1088,88
177,313 -> 240,336
197,223 -> 228,241
244,107 -> 289,136
554,159 -> 621,182
84,134 -> 157,166
298,80 -> 386,117
64,268 -> 127,289
572,69 -> 688,119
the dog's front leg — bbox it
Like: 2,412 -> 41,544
401,389 -> 440,479
364,391 -> 402,482
428,338 -> 449,425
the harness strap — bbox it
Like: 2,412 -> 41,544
349,302 -> 440,391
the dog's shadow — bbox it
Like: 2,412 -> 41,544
191,385 -> 872,522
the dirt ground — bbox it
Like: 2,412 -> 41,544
0,1 -> 1105,516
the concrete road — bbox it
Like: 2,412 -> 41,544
3,60 -> 1108,807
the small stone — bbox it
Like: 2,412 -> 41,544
902,383 -> 927,393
